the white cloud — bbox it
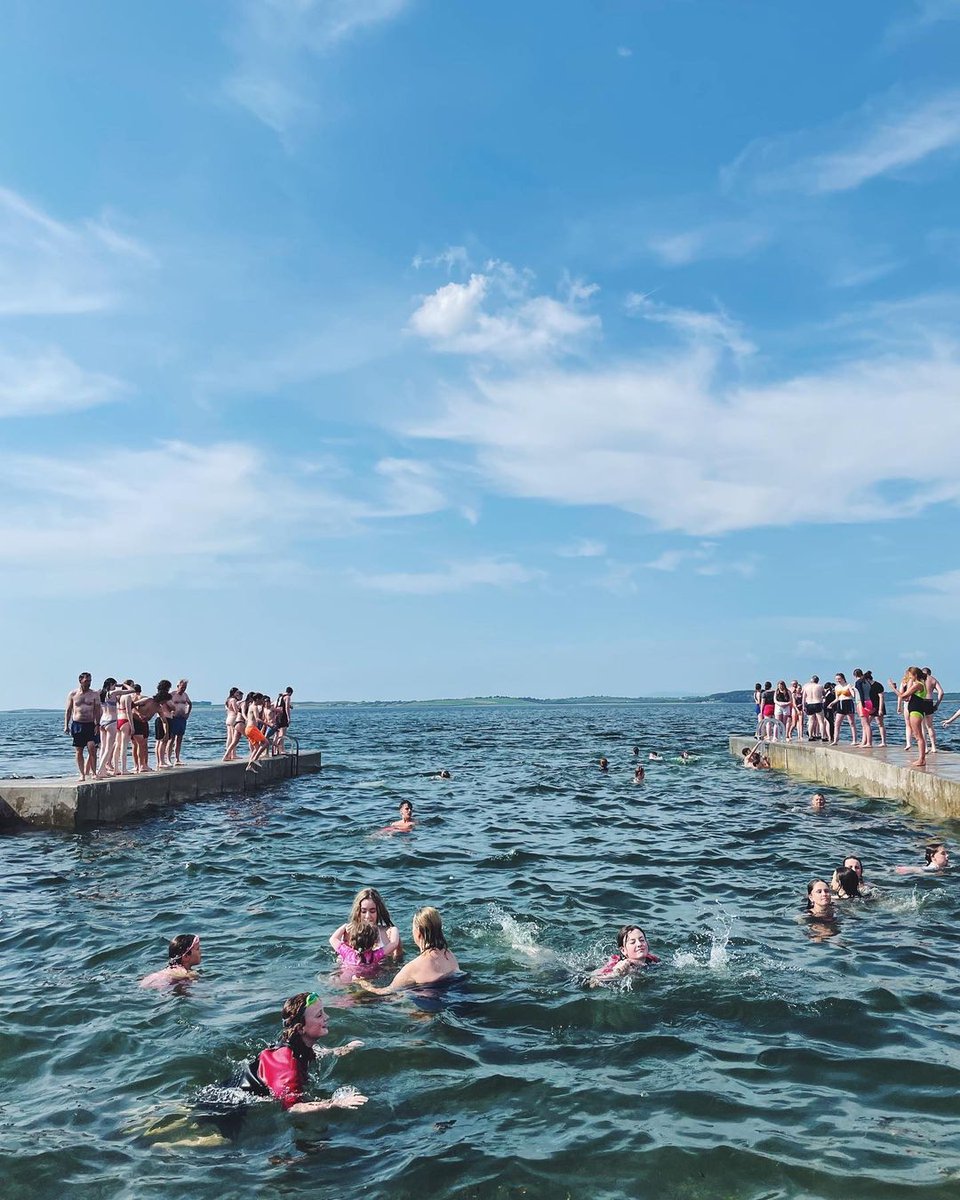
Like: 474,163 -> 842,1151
729,89 -> 960,196
412,246 -> 470,273
408,314 -> 960,536
225,0 -> 411,134
558,538 -> 606,558
408,262 -> 600,361
647,222 -> 770,267
625,293 -> 755,357
352,558 -> 541,594
643,543 -> 756,576
0,184 -> 152,316
885,0 -> 960,43
616,46 -> 633,58
0,347 -> 125,417
0,441 -> 450,592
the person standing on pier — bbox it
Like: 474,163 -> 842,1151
64,672 -> 102,780
888,668 -> 929,768
802,676 -> 825,741
169,680 -> 192,766
922,667 -> 944,756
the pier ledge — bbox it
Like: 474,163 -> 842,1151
0,750 -> 322,830
729,736 -> 960,819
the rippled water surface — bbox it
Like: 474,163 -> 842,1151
3,701 -> 960,1200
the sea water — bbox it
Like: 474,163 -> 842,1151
2,701 -> 960,1199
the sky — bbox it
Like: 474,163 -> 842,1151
2,0 -> 960,709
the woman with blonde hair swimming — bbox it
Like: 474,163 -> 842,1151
354,907 -> 460,995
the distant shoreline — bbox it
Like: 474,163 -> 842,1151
1,692 -> 753,715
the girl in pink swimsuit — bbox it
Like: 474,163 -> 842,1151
588,925 -> 659,986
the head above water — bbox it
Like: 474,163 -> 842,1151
806,879 -> 833,912
616,925 -> 648,958
350,886 -> 393,928
925,843 -> 949,868
413,906 -> 448,951
835,868 -> 861,899
168,933 -> 200,967
399,801 -> 413,819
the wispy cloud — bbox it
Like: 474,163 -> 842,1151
225,0 -> 411,135
408,260 -> 600,362
728,89 -> 960,195
0,441 -> 449,592
557,538 -> 606,558
643,543 -> 756,576
885,0 -> 960,44
0,346 -> 125,417
352,558 -> 541,594
646,221 -> 770,267
0,184 -> 153,316
625,293 -> 755,357
408,305 -> 960,536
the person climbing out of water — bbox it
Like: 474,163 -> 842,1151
353,907 -> 460,995
140,934 -> 202,989
238,993 -> 365,1112
895,843 -> 949,874
588,925 -> 659,986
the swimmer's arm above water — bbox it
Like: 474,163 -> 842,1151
316,1039 -> 364,1059
289,1092 -> 368,1113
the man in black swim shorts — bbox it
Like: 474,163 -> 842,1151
64,671 -> 101,780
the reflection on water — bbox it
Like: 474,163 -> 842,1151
2,702 -> 960,1199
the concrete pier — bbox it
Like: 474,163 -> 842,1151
729,736 -> 960,819
0,750 -> 322,830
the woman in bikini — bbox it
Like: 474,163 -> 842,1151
888,667 -> 929,768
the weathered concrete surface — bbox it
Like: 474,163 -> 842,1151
0,750 -> 322,830
729,736 -> 960,818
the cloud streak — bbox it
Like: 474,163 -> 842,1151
352,558 -> 541,594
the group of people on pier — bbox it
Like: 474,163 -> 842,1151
222,687 -> 294,768
64,674 -> 192,779
754,667 -> 960,769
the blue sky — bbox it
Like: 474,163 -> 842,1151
3,0 -> 960,709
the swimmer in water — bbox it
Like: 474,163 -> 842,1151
831,867 -> 862,899
598,757 -> 609,772
140,934 -> 202,989
895,843 -> 950,874
810,792 -> 826,810
380,800 -> 415,834
354,907 -> 459,995
632,745 -> 640,757
436,769 -> 451,780
588,925 -> 659,987
805,879 -> 835,919
238,993 -> 366,1112
332,921 -> 387,979
648,752 -> 663,762
832,855 -> 870,894
679,751 -> 694,764
329,887 -> 403,959
633,764 -> 645,783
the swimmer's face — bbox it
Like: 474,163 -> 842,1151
809,881 -> 832,909
399,803 -> 413,820
843,857 -> 863,877
621,929 -> 648,962
811,794 -> 826,809
359,898 -> 379,924
182,939 -> 201,968
303,1000 -> 328,1038
931,846 -> 949,869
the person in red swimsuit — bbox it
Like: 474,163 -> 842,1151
241,992 -> 367,1113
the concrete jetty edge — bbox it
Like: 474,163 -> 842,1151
0,750 -> 322,831
729,736 -> 960,819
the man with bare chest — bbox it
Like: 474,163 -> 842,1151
64,672 -> 102,779
169,679 -> 192,766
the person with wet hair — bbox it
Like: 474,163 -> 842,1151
329,887 -> 402,958
832,868 -> 862,899
832,855 -> 871,895
589,924 -> 659,986
238,992 -> 365,1113
140,933 -> 202,989
380,800 -> 415,835
354,907 -> 460,994
805,880 -> 835,918
895,843 -> 950,874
